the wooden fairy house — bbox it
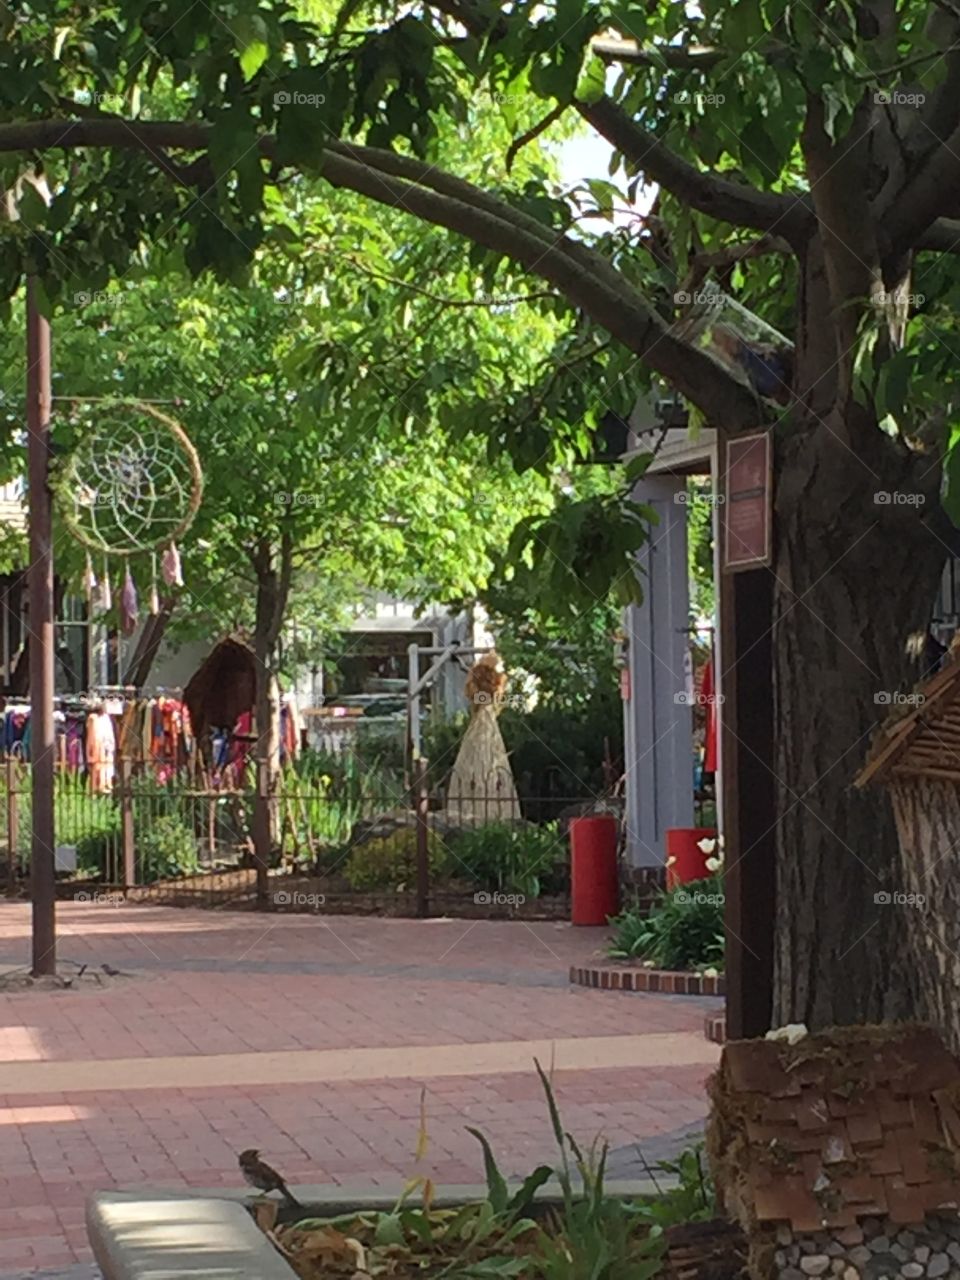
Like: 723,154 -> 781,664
855,656 -> 960,1050
183,634 -> 257,758
708,1025 -> 960,1280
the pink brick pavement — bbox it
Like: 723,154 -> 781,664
0,903 -> 719,1274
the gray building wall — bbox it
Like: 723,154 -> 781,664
623,474 -> 695,867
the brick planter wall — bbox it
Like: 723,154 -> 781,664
569,964 -> 725,996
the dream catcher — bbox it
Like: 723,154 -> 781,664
55,400 -> 203,635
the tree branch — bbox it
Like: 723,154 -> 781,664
680,233 -> 793,293
577,98 -> 811,239
801,93 -> 883,403
589,38 -> 724,68
0,114 -> 766,430
421,0 -> 809,238
333,252 -> 557,307
882,117 -> 960,255
317,148 -> 766,430
916,216 -> 960,250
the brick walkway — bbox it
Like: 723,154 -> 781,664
0,903 -> 720,1274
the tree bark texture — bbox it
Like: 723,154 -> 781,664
890,778 -> 960,1052
772,424 -> 946,1027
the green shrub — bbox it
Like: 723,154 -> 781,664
75,830 -> 118,876
343,828 -> 446,891
448,821 -> 567,898
136,814 -> 200,882
608,875 -> 724,971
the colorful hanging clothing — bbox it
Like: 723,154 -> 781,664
86,711 -> 116,793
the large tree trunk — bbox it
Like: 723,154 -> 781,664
772,420 -> 946,1027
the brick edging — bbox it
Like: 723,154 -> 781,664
704,1011 -> 726,1043
569,964 -> 725,996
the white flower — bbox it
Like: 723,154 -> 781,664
665,855 -> 677,867
705,856 -> 722,873
697,837 -> 717,855
701,967 -> 719,978
641,959 -> 655,968
765,1023 -> 809,1045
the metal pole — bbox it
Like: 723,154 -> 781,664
414,755 -> 430,918
407,642 -> 421,763
26,278 -> 56,976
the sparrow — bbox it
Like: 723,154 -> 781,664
238,1149 -> 301,1208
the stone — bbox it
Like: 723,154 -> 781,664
893,1247 -> 911,1263
928,1256 -> 951,1278
800,1256 -> 831,1276
827,1243 -> 846,1258
839,1228 -> 866,1247
900,1236 -> 917,1251
917,1249 -> 933,1265
776,1251 -> 788,1268
850,1248 -> 872,1266
902,1265 -> 925,1278
866,1255 -> 903,1280
864,1221 -> 883,1239
946,1246 -> 960,1265
782,1270 -> 805,1280
871,1240 -> 893,1255
830,1262 -> 846,1276
778,1226 -> 795,1247
843,1269 -> 860,1280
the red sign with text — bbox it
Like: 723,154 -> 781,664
724,432 -> 772,571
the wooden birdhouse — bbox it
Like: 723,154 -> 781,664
708,1025 -> 960,1280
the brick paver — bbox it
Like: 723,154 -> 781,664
0,903 -> 720,1274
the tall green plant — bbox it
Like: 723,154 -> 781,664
608,877 -> 725,972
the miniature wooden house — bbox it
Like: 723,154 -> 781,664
708,1025 -> 960,1280
855,658 -> 960,1051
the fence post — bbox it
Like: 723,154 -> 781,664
5,759 -> 17,898
119,757 -> 135,891
415,755 -> 430,919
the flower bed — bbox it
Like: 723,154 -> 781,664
569,963 -> 725,996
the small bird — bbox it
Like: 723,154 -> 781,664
238,1149 -> 301,1208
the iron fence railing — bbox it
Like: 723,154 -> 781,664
0,753 -> 613,916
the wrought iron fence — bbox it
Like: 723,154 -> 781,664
0,752 -> 611,917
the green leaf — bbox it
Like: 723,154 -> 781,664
506,1165 -> 553,1216
373,1212 -> 406,1246
576,51 -> 606,104
233,13 -> 269,81
465,1127 -> 509,1214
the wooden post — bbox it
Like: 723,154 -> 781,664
119,756 -> 135,890
717,433 -> 776,1039
5,758 -> 18,898
414,755 -> 430,918
26,278 -> 56,977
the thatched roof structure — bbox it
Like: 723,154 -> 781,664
183,634 -> 256,751
855,656 -> 960,787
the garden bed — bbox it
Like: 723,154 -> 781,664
87,1065 -> 735,1279
569,962 -> 725,996
87,1178 -> 675,1280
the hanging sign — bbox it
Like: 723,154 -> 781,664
723,431 -> 772,571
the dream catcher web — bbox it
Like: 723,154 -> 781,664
55,400 -> 203,635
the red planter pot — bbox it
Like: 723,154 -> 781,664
569,815 -> 619,926
665,827 -> 718,889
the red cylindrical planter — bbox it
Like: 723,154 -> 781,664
665,827 -> 717,889
570,815 -> 619,925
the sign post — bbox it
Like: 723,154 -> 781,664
26,278 -> 56,977
718,430 -> 775,1039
